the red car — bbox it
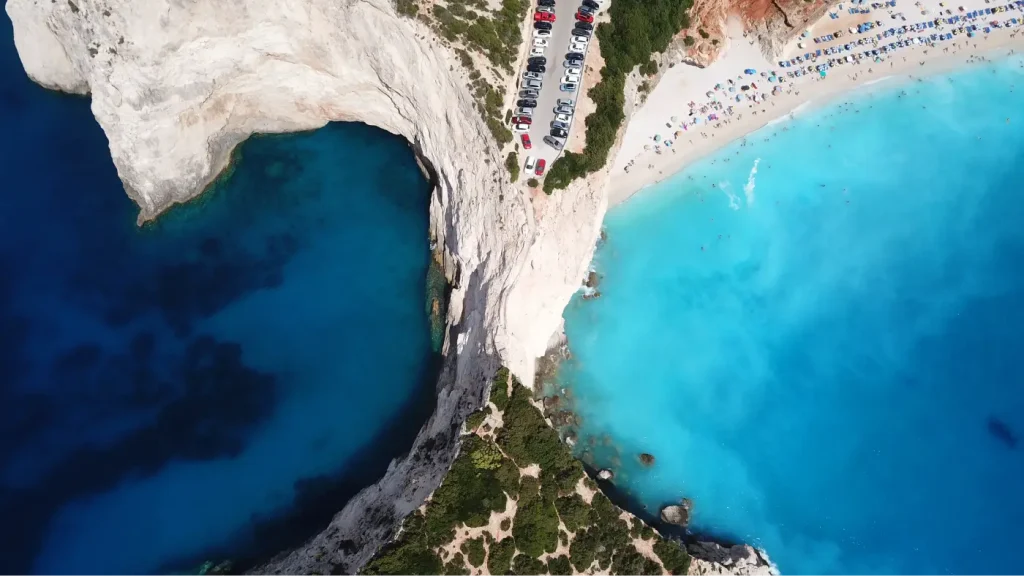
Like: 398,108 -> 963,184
511,116 -> 532,125
575,10 -> 593,22
536,159 -> 547,176
534,11 -> 556,22
521,134 -> 532,149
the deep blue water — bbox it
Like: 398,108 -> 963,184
560,56 -> 1024,574
0,17 -> 437,574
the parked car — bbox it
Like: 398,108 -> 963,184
536,159 -> 547,176
578,5 -> 595,15
525,155 -> 537,171
530,46 -> 545,57
550,127 -> 568,138
569,41 -> 587,52
555,113 -> 572,124
574,21 -> 594,30
536,5 -> 554,12
516,98 -> 538,108
534,21 -> 552,30
565,66 -> 582,75
516,106 -> 534,116
521,134 -> 532,149
522,71 -> 542,80
524,79 -> 543,89
551,120 -> 569,131
575,11 -> 593,22
538,0 -> 556,5
519,89 -> 539,98
512,116 -> 532,125
513,123 -> 530,133
566,51 -> 584,60
573,27 -> 592,37
557,98 -> 575,108
528,56 -> 547,65
562,73 -> 581,83
527,64 -> 546,73
533,38 -> 549,47
560,82 -> 578,92
543,135 -> 564,149
534,11 -> 556,22
563,59 -> 582,68
582,0 -> 600,10
555,104 -> 573,115
534,28 -> 552,38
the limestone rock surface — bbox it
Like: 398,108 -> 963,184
688,542 -> 778,575
6,0 -> 606,571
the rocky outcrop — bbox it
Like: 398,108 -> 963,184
5,0 -> 607,572
660,500 -> 692,527
687,542 -> 777,575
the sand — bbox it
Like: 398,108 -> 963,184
609,0 -> 1024,206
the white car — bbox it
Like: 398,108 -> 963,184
524,79 -> 543,89
516,107 -> 534,116
555,113 -> 572,123
534,29 -> 552,38
557,98 -> 575,108
565,66 -> 582,75
522,71 -> 542,80
524,156 -> 537,171
560,82 -> 578,92
555,104 -> 573,115
536,5 -> 554,12
570,42 -> 587,53
562,73 -> 581,83
530,46 -> 546,57
533,37 -> 549,47
512,123 -> 530,133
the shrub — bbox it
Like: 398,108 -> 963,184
698,27 -> 709,38
363,512 -> 443,575
526,177 -> 539,188
547,555 -> 572,575
506,152 -> 520,182
611,546 -> 663,575
569,528 -> 599,572
495,458 -> 521,498
487,537 -> 517,575
683,35 -> 695,46
511,490 -> 560,558
653,540 -> 692,575
396,0 -> 419,17
500,517 -> 512,531
555,494 -> 594,532
486,117 -> 514,146
444,552 -> 471,575
490,368 -> 511,411
471,440 -> 504,470
465,407 -> 489,432
462,538 -> 486,568
640,59 -> 658,76
512,554 -> 547,575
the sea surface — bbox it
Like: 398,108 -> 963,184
560,55 -> 1024,574
1,18 -> 437,574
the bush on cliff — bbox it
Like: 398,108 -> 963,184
653,539 -> 692,575
511,487 -> 560,558
546,555 -> 572,575
422,434 -> 507,545
487,537 -> 517,575
490,367 -> 511,411
362,511 -> 443,575
506,152 -> 520,182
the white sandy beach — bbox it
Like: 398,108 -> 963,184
609,0 -> 1024,205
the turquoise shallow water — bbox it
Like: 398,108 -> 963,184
561,55 -> 1024,574
1,18 -> 436,574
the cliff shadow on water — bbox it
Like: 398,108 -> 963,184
0,15 -> 444,573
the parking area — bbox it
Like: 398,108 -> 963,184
511,0 -> 602,180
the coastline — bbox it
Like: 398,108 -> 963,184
609,13 -> 1024,207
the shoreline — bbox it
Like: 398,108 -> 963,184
609,13 -> 1024,207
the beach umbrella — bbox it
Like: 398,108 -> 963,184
644,144 -> 651,150
671,116 -> 679,123
654,134 -> 661,142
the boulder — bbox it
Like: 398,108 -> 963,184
638,452 -> 656,466
597,469 -> 614,481
660,504 -> 690,527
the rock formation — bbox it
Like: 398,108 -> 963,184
6,0 -> 607,571
687,542 -> 777,575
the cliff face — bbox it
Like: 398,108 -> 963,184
6,0 -> 606,571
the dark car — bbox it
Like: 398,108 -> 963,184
582,0 -> 600,9
573,27 -> 592,37
574,21 -> 594,30
550,127 -> 568,138
566,51 -> 585,60
528,56 -> 547,65
517,99 -> 538,108
519,89 -> 540,98
543,135 -> 564,150
534,21 -> 552,30
527,64 -> 546,73
578,5 -> 595,15
538,0 -> 556,5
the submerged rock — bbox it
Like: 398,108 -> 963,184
638,452 -> 656,466
597,469 -> 614,481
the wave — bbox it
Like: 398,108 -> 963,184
720,181 -> 741,210
744,158 -> 760,207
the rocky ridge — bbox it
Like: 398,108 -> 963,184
6,0 -> 768,573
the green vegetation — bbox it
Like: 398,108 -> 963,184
654,539 -> 693,575
526,177 -> 539,188
490,367 -> 511,411
365,367 -> 693,576
683,35 -> 695,46
543,0 -> 694,193
462,538 -> 486,568
465,406 -> 489,432
698,27 -> 710,39
426,0 -> 527,71
640,59 -> 659,76
547,555 -> 572,575
395,0 -> 419,17
487,537 -> 517,575
512,554 -> 547,575
506,152 -> 520,182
